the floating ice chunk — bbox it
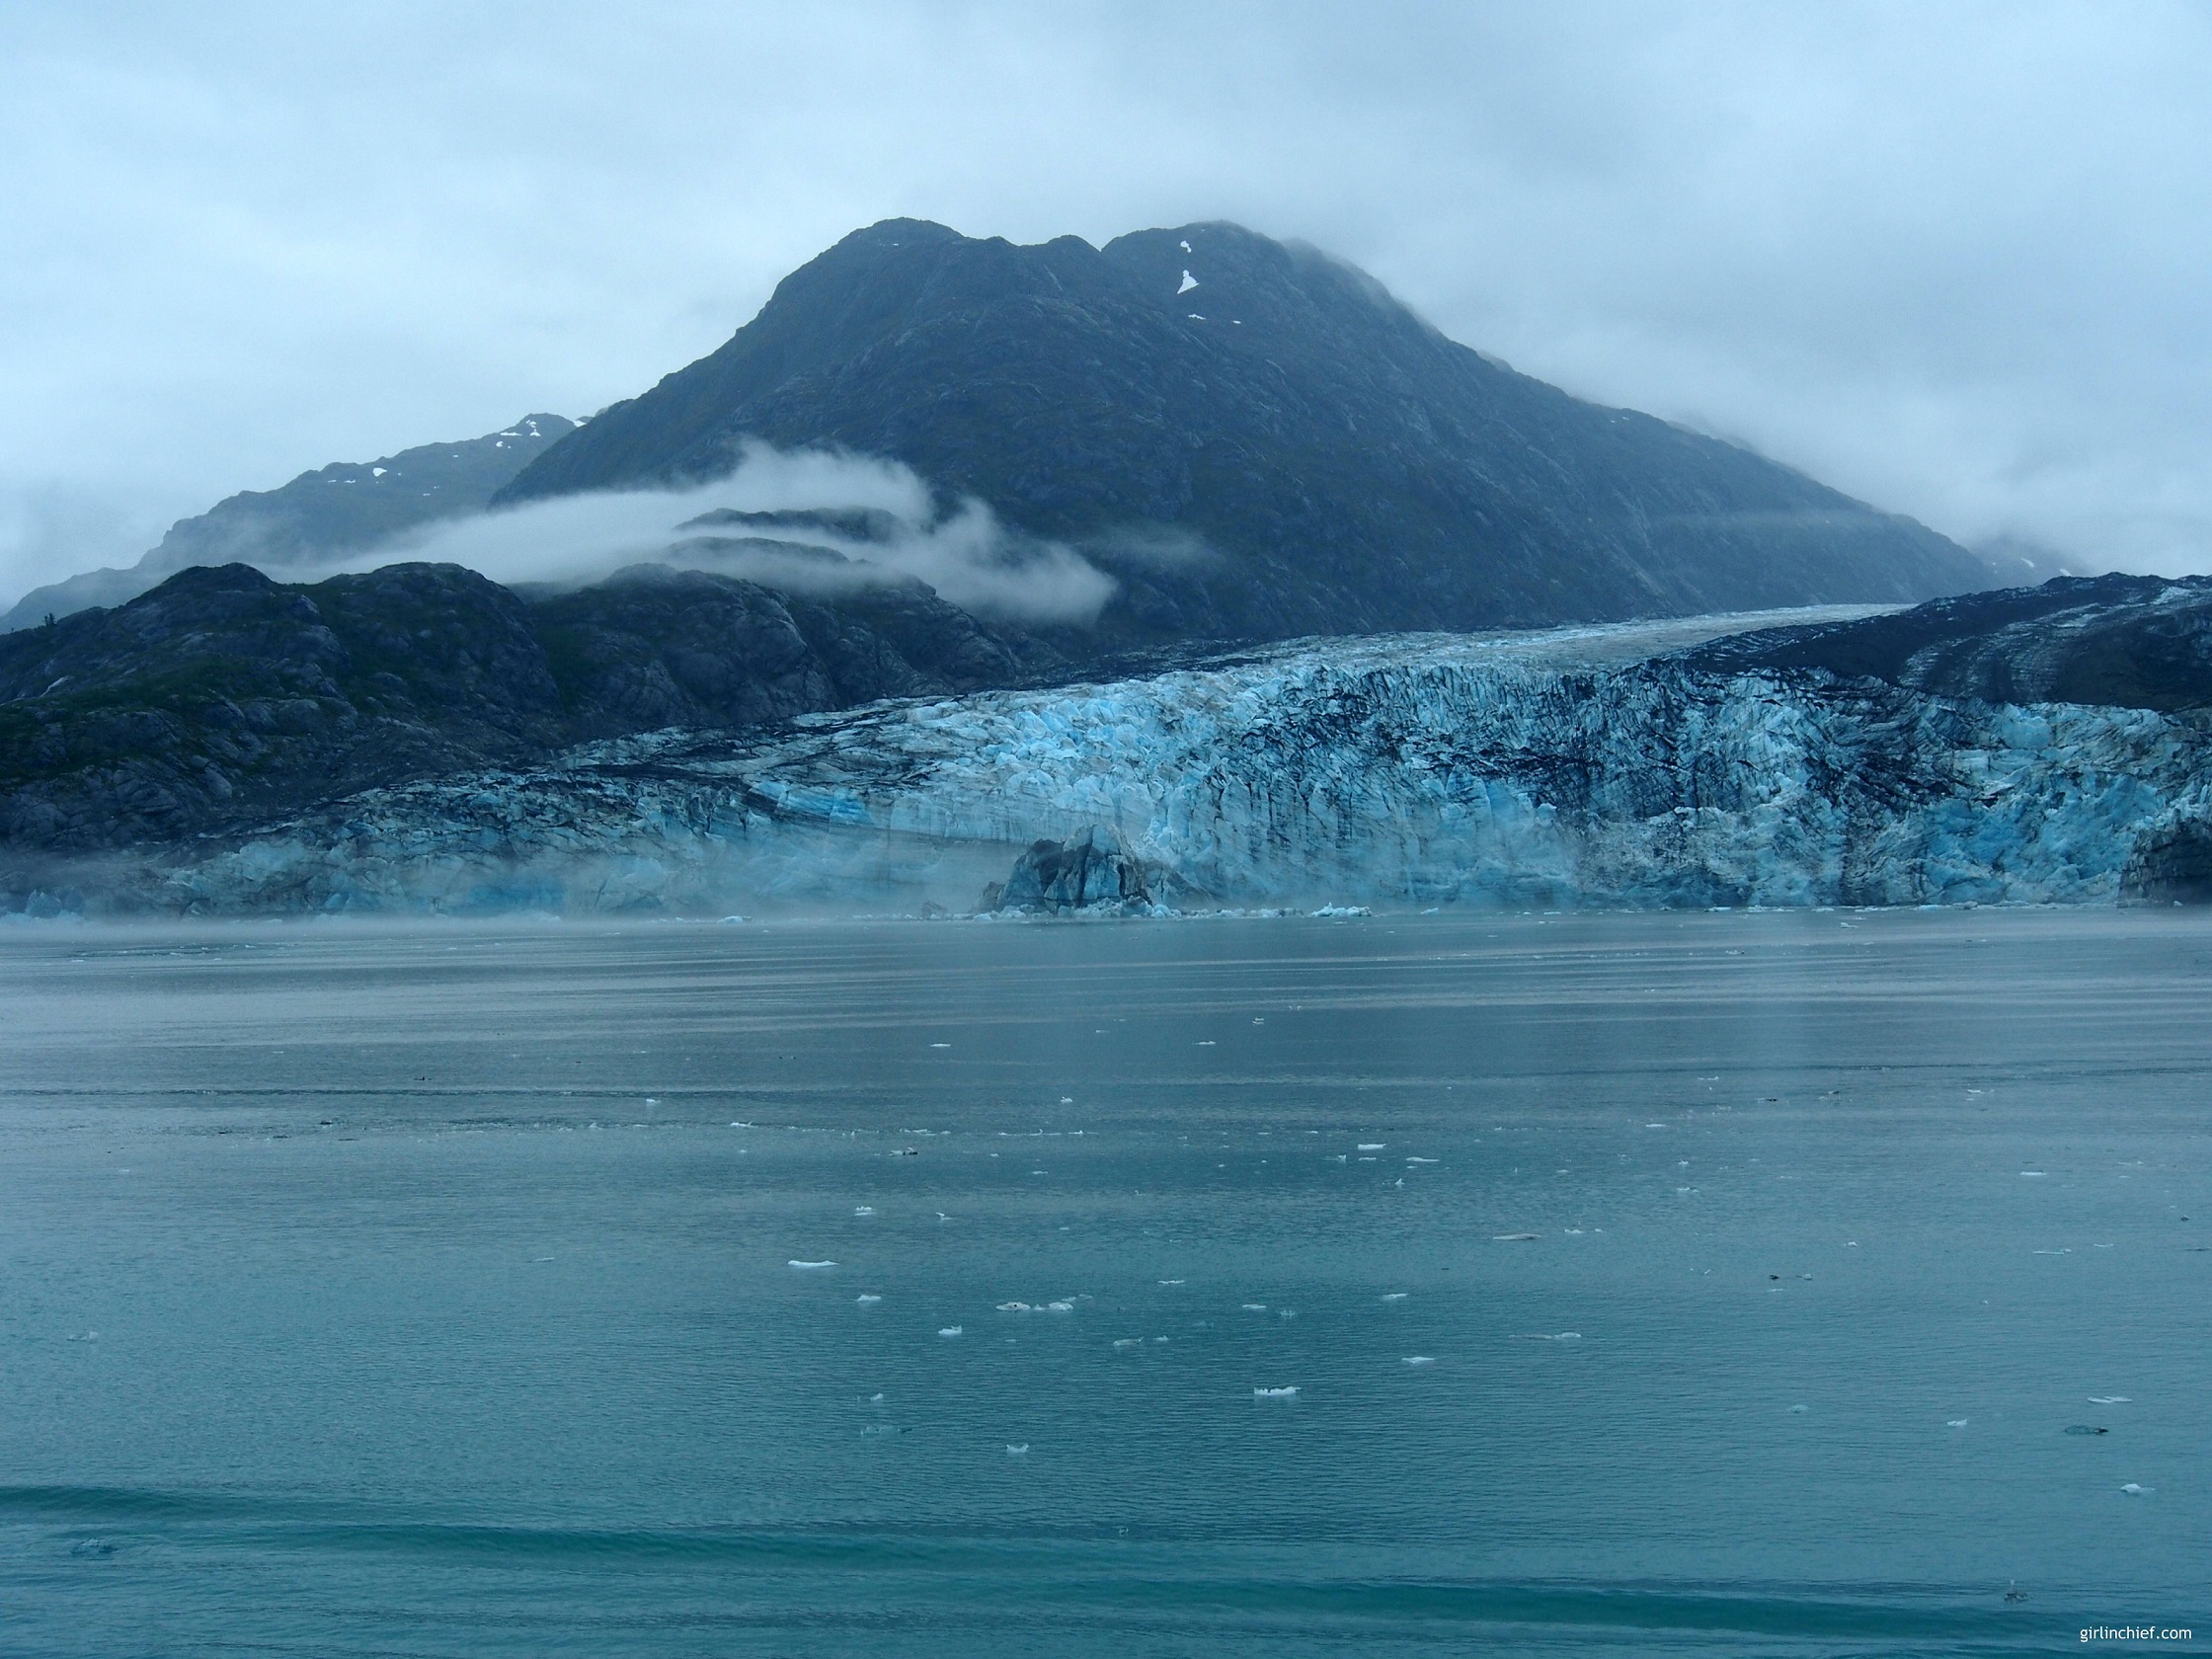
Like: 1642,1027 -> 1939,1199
939,1325 -> 963,1338
1178,270 -> 1198,292
1241,1303 -> 1268,1311
2020,1170 -> 2046,1178
1946,1418 -> 1969,1427
854,1206 -> 875,1216
1006,1444 -> 1029,1455
2122,1482 -> 2153,1494
719,914 -> 746,923
371,466 -> 386,476
1158,1279 -> 1185,1287
1646,1123 -> 1667,1129
2089,1396 -> 2131,1404
930,1043 -> 951,1049
857,1295 -> 882,1304
1406,1156 -> 1438,1163
1252,1385 -> 1299,1397
997,1302 -> 1033,1312
1114,1338 -> 1141,1349
870,1392 -> 884,1401
789,1260 -> 836,1269
1179,239 -> 1191,253
1358,1144 -> 1385,1150
1788,1404 -> 1809,1414
1492,1233 -> 1538,1241
1060,1096 -> 1073,1104
1402,1356 -> 1437,1366
1196,1040 -> 1216,1046
1382,1292 -> 1408,1302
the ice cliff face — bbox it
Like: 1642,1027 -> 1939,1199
106,610 -> 2212,916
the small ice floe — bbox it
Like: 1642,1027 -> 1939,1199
1402,1355 -> 1437,1366
854,1206 -> 875,1216
1178,270 -> 1199,292
1947,1418 -> 1969,1428
1179,239 -> 1192,252
1516,1331 -> 1581,1341
1241,1303 -> 1268,1311
1060,1096 -> 1073,1105
2064,1425 -> 2107,1436
1646,1123 -> 1667,1130
1382,1292 -> 1408,1302
1006,1443 -> 1029,1456
1158,1279 -> 1185,1287
2122,1483 -> 2153,1495
930,1043 -> 951,1049
1407,1156 -> 1438,1164
939,1325 -> 963,1338
856,1294 -> 882,1304
997,1302 -> 1033,1312
2020,1170 -> 2046,1178
2089,1396 -> 2131,1404
789,1260 -> 836,1270
1196,1040 -> 1216,1047
1252,1385 -> 1300,1398
1493,1233 -> 1538,1242
1113,1338 -> 1141,1349
1358,1143 -> 1386,1150
2033,1248 -> 2071,1255
1278,1308 -> 1296,1319
1788,1404 -> 1809,1414
719,914 -> 746,924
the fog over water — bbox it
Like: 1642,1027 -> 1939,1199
5,4 -> 2212,600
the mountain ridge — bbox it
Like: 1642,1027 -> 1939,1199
495,217 -> 1997,639
0,415 -> 576,633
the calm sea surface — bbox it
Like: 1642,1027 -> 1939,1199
0,910 -> 2205,1656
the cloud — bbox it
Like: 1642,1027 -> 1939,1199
3,2 -> 2211,592
331,443 -> 1117,623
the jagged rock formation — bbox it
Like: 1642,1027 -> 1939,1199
0,415 -> 575,632
981,827 -> 1178,914
18,580 -> 2212,918
495,219 -> 1997,641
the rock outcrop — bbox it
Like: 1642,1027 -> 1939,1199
981,827 -> 1177,914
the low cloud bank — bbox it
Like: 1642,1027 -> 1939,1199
332,444 -> 1117,624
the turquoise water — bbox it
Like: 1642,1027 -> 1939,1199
0,910 -> 2205,1655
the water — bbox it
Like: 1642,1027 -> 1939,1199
1,909 -> 2205,1655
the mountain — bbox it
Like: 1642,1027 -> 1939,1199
0,415 -> 576,633
494,218 -> 1996,640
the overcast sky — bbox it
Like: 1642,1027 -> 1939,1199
3,1 -> 2207,602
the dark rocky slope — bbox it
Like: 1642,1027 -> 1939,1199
0,561 -> 1049,852
1685,573 -> 2212,712
497,218 -> 1996,641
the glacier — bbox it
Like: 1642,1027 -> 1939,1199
65,609 -> 2212,916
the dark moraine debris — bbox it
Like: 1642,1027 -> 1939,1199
981,827 -> 1183,914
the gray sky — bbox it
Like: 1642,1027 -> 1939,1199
3,1 -> 2208,603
